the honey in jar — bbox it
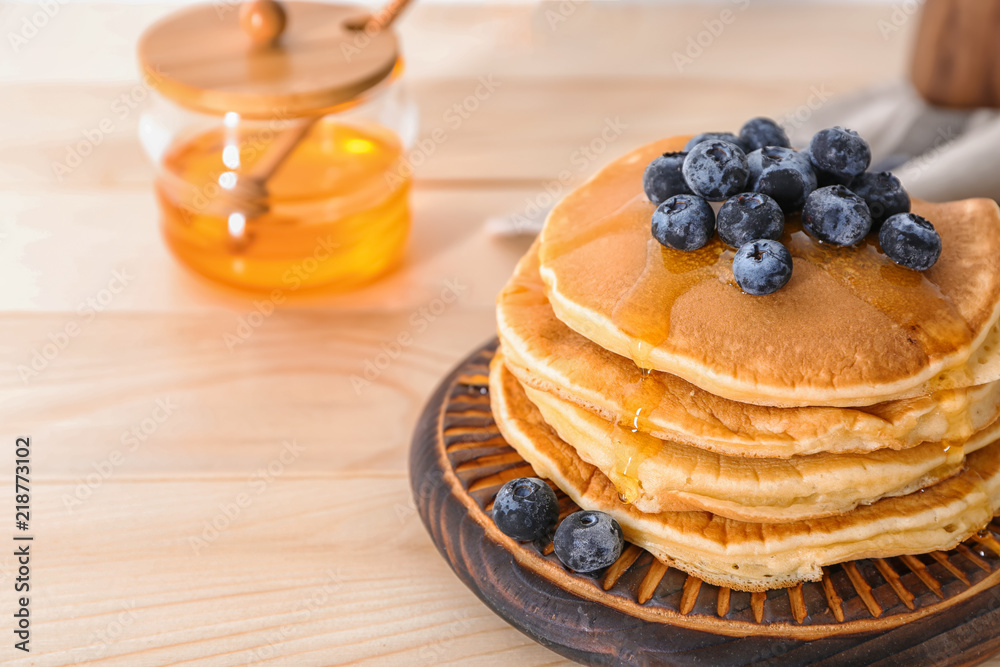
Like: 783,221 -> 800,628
138,1 -> 417,291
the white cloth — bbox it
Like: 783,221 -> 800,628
487,81 -> 1000,237
786,80 -> 1000,203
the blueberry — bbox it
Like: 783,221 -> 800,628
739,117 -> 791,152
808,127 -> 871,181
747,146 -> 817,212
651,195 -> 715,251
850,171 -> 910,228
717,193 -> 785,248
879,213 -> 942,271
733,239 -> 793,295
492,477 -> 559,542
642,152 -> 691,205
802,185 -> 873,246
801,149 -> 851,187
684,132 -> 747,152
553,511 -> 624,573
682,140 -> 750,201
814,167 -> 854,188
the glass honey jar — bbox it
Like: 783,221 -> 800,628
137,0 -> 417,291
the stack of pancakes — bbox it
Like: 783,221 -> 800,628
490,135 -> 1000,592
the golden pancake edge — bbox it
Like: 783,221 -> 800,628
537,137 -> 1000,408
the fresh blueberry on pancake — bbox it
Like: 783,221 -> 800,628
642,152 -> 691,205
747,146 -> 817,212
879,212 -> 942,271
808,127 -> 871,182
651,194 -> 716,251
850,170 -> 911,229
738,116 -> 791,152
802,184 -> 873,246
717,192 -> 785,248
732,239 -> 794,295
682,140 -> 750,201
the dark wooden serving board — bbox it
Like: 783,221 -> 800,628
410,340 -> 1000,666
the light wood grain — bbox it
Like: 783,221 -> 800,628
6,479 -> 559,666
0,187 -> 535,312
4,2 -> 991,665
0,77 -> 872,188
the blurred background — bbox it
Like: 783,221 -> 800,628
5,0 -> 998,664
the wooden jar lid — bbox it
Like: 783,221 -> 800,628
137,1 -> 399,119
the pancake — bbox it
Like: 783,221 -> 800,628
490,354 -> 1000,591
537,136 -> 1000,407
522,370 -> 1000,522
499,242 -> 1000,458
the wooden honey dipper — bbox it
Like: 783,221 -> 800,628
224,0 -> 414,219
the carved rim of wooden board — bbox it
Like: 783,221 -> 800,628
410,339 -> 1000,649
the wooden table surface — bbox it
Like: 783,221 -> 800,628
4,2 -> 995,665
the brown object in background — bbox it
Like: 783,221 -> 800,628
911,0 -> 1000,108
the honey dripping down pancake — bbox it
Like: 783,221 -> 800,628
520,376 -> 1000,523
498,241 -> 1000,458
489,355 -> 1000,591
537,136 -> 1000,407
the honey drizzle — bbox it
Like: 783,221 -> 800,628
938,439 -> 966,478
545,193 -> 972,377
547,201 -> 975,502
938,388 -> 979,447
605,219 -> 728,503
540,169 -> 980,501
783,218 -> 972,359
610,364 -> 667,504
542,195 -> 648,265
